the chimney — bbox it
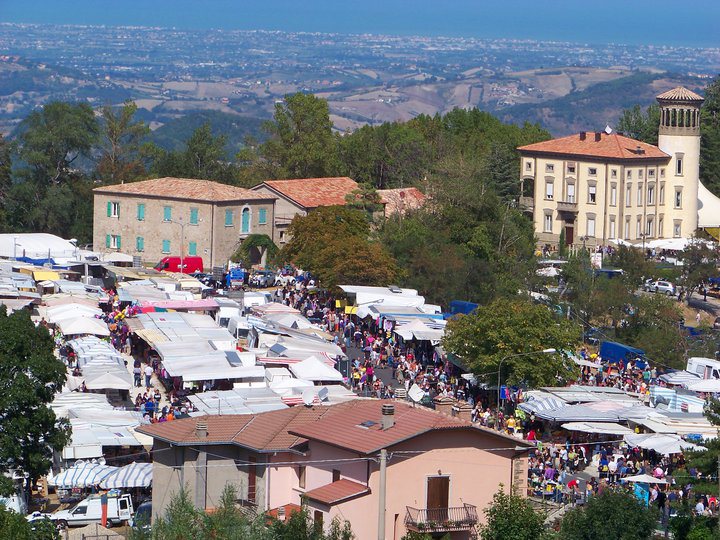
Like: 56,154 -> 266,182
433,395 -> 456,416
195,420 -> 208,439
381,403 -> 395,430
594,132 -> 602,142
451,401 -> 474,422
636,145 -> 644,155
579,132 -> 586,141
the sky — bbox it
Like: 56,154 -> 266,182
1,0 -> 719,48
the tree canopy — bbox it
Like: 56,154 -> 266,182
0,308 -> 70,495
478,486 -> 548,540
442,298 -> 581,387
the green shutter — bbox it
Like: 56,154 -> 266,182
162,240 -> 170,253
116,235 -> 121,249
137,203 -> 145,221
107,201 -> 112,217
164,206 -> 172,221
105,234 -> 111,248
136,236 -> 144,251
190,208 -> 198,225
259,208 -> 267,225
188,241 -> 197,256
225,209 -> 233,226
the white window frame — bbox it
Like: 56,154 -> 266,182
675,154 -> 684,176
674,188 -> 682,209
588,184 -> 597,204
673,221 -> 682,238
647,184 -> 655,205
545,181 -> 554,200
110,235 -> 121,249
587,216 -> 596,237
626,184 -> 632,207
588,167 -> 597,176
566,183 -> 576,203
609,218 -> 616,239
637,183 -> 643,206
545,163 -> 555,173
610,184 -> 617,207
543,213 -> 553,233
110,202 -> 120,218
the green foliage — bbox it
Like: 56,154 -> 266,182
442,298 -> 581,387
280,206 -> 398,288
677,239 -> 720,299
616,104 -> 660,145
344,183 -> 383,214
700,76 -> 720,197
231,234 -> 279,267
559,488 -> 656,540
0,504 -> 59,540
0,307 -> 70,495
148,123 -> 239,183
478,485 -> 547,540
96,100 -> 149,184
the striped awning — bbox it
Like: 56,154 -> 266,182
49,462 -> 119,488
99,462 -> 153,489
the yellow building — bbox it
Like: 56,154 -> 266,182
519,87 -> 705,249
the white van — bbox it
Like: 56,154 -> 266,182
51,493 -> 133,528
228,316 -> 251,342
686,357 -> 720,380
214,298 -> 241,328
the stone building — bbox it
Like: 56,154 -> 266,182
93,177 -> 276,269
519,86 -> 711,249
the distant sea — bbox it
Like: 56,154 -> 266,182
2,0 -> 720,49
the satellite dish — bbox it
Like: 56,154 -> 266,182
317,387 -> 329,401
604,124 -> 613,134
407,383 -> 424,403
301,389 -> 315,406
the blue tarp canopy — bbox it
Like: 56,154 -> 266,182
600,341 -> 646,368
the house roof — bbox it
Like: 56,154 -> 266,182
517,132 -> 669,161
377,187 -> 426,215
136,405 -> 335,452
656,86 -> 704,102
289,400 -> 530,455
302,479 -> 370,506
94,177 -> 274,203
255,177 -> 358,209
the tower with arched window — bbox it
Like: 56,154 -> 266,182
656,87 -> 704,238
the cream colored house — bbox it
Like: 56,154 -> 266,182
519,87 -> 705,249
93,178 -> 276,269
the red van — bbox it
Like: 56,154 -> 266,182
154,256 -> 204,274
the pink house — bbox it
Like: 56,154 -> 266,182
139,400 -> 530,539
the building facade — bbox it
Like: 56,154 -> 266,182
93,178 -> 276,269
519,87 -> 704,249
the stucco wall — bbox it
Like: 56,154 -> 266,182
251,185 -> 306,244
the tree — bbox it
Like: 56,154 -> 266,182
0,308 -> 70,496
261,92 -> 340,178
615,104 -> 660,145
0,504 -> 59,540
677,239 -> 720,300
16,101 -> 99,185
442,298 -> 581,388
700,76 -> 720,197
344,183 -> 384,214
478,486 -> 547,540
96,100 -> 149,184
559,488 -> 656,540
231,234 -> 279,267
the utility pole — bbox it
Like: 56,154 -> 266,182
377,449 -> 387,540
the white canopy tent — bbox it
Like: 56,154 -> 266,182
624,433 -> 705,455
687,379 -> 720,393
46,304 -> 102,324
49,462 -> 119,488
289,356 -> 344,382
83,370 -> 133,391
99,462 -> 153,489
57,317 -> 110,337
622,474 -> 667,485
698,181 -> 720,228
562,422 -> 634,435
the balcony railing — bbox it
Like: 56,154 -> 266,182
519,196 -> 534,211
556,200 -> 578,213
405,504 -> 478,533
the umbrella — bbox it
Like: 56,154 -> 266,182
622,474 -> 667,484
48,462 -> 119,488
57,317 -> 110,337
99,462 -> 152,489
687,379 -> 720,393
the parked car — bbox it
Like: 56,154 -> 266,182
274,273 -> 296,287
190,272 -> 220,288
645,280 -> 676,296
128,501 -> 152,531
154,256 -> 204,274
43,493 -> 133,528
249,270 -> 275,288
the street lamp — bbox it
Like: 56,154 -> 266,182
170,218 -> 187,274
496,348 -> 556,423
639,232 -> 648,254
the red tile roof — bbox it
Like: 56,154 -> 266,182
256,177 -> 358,209
289,400 -> 529,455
518,132 -> 669,161
94,177 -> 274,203
656,86 -> 704,102
302,479 -> 370,506
137,405 -> 335,452
377,187 -> 426,215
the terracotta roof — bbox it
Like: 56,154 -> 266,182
656,86 -> 704,102
377,187 -> 426,215
289,400 -> 530,455
302,479 -> 370,506
256,177 -> 358,208
137,406 -> 335,452
94,177 -> 273,203
518,132 -> 669,161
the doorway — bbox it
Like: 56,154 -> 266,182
564,224 -> 574,246
426,476 -> 449,520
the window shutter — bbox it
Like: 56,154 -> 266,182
190,208 -> 198,225
105,234 -> 111,248
137,204 -> 145,221
189,241 -> 197,256
116,235 -> 121,249
107,201 -> 112,217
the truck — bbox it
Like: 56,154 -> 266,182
686,357 -> 720,380
154,256 -> 204,274
50,492 -> 133,528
